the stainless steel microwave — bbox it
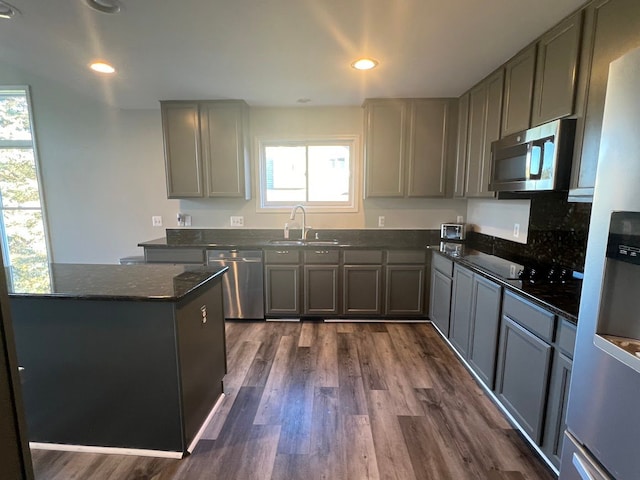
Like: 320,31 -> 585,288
489,119 -> 576,193
441,223 -> 465,241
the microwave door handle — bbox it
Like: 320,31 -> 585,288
524,143 -> 532,180
529,143 -> 543,179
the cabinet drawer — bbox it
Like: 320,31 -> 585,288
387,250 -> 425,264
145,248 -> 205,264
556,318 -> 577,359
303,249 -> 339,264
264,249 -> 300,264
431,251 -> 453,276
343,250 -> 383,264
503,290 -> 555,342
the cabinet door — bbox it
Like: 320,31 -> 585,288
406,99 -> 450,197
161,102 -> 203,198
385,265 -> 425,316
531,11 -> 583,127
200,101 -> 250,199
343,265 -> 382,315
454,92 -> 470,198
429,268 -> 452,335
502,45 -> 537,137
465,83 -> 487,197
449,264 -> 474,357
265,265 -> 301,315
304,265 -> 339,315
542,351 -> 573,469
495,316 -> 552,443
176,281 -> 226,447
364,100 -> 407,197
570,0 -> 640,200
466,70 -> 502,198
468,275 -> 502,388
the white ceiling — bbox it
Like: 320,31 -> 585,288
0,0 -> 587,109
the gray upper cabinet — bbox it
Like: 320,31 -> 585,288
162,102 -> 203,198
453,92 -> 469,198
465,69 -> 503,198
364,98 -> 454,198
501,44 -> 537,137
531,11 -> 583,127
570,0 -> 640,201
161,100 -> 250,199
364,99 -> 406,197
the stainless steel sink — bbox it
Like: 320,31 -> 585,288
268,239 -> 306,245
267,239 -> 341,246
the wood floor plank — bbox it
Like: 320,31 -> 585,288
344,415 -> 380,480
31,322 -> 555,480
312,323 -> 339,387
253,335 -> 296,425
366,389 -> 418,480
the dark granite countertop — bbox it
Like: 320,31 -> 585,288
429,245 -> 581,323
138,228 -> 442,250
6,263 -> 228,302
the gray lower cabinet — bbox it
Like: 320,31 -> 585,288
385,250 -> 426,316
429,252 -> 453,335
343,250 -> 383,315
303,249 -> 339,315
495,316 -> 553,444
449,263 -> 474,356
467,274 -> 502,388
542,351 -> 573,468
144,248 -> 206,264
264,250 -> 301,316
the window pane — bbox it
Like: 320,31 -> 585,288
0,93 -> 32,141
308,145 -> 350,202
3,209 -> 51,293
265,146 -> 306,202
0,149 -> 41,207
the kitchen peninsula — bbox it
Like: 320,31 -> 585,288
7,263 -> 228,458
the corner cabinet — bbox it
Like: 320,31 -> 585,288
363,98 -> 455,198
161,100 -> 250,199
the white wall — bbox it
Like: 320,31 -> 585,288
466,198 -> 531,244
0,60 -> 179,263
1,61 -> 467,263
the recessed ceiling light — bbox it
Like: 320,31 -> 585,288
85,0 -> 122,14
351,58 -> 379,70
90,62 -> 116,74
0,1 -> 20,19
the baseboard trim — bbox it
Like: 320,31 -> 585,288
187,392 -> 226,453
29,442 -> 184,459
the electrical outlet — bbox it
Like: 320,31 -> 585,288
509,264 -> 517,278
378,216 -> 385,228
457,215 -> 464,223
152,216 -> 162,227
230,216 -> 244,227
513,223 -> 520,238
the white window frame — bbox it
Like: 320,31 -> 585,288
256,135 -> 360,213
0,85 -> 52,267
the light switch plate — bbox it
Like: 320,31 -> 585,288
513,223 -> 520,238
378,216 -> 385,228
152,216 -> 162,227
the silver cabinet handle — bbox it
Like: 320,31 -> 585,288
200,305 -> 207,324
18,366 -> 25,372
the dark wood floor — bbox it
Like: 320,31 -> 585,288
31,321 -> 555,480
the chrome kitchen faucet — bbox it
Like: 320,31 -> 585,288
289,204 -> 309,240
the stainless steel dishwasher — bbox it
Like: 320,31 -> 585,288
207,250 -> 264,319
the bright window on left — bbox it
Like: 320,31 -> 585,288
0,87 -> 51,292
